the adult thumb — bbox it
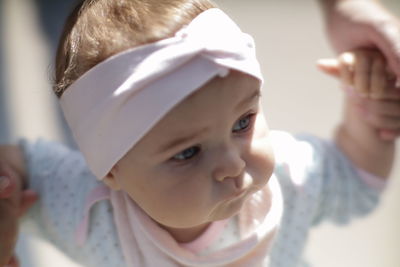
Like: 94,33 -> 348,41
316,58 -> 341,78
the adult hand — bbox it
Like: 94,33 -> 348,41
317,49 -> 400,141
322,0 -> 400,79
0,163 -> 37,267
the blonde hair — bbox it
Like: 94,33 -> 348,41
54,0 -> 217,97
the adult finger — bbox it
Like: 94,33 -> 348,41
366,99 -> 400,116
339,52 -> 355,87
18,190 -> 38,217
364,112 -> 400,129
0,167 -> 17,199
379,129 -> 400,141
370,53 -> 387,99
354,52 -> 371,97
371,18 -> 400,79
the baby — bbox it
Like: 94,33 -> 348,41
1,0 -> 399,266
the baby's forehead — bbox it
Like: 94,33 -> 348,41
164,71 -> 259,114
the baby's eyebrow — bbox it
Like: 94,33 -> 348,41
235,88 -> 261,112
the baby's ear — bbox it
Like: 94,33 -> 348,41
316,58 -> 340,78
102,166 -> 121,191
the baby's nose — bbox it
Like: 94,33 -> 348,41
212,145 -> 246,183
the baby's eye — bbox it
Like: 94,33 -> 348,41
232,113 -> 254,133
172,146 -> 200,161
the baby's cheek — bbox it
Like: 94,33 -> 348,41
248,136 -> 275,188
252,114 -> 274,168
253,112 -> 269,138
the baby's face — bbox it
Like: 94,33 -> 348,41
107,70 -> 275,236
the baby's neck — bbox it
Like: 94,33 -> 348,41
159,222 -> 211,243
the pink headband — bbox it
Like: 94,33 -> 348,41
60,8 -> 263,179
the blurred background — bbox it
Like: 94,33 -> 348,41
1,0 -> 399,266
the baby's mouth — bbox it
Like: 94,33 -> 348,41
226,186 -> 255,203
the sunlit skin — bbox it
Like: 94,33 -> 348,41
104,70 -> 275,242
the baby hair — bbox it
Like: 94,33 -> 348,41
54,0 -> 217,97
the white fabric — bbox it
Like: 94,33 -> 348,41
60,8 -> 263,179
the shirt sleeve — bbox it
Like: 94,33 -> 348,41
270,131 -> 387,226
19,139 -> 126,267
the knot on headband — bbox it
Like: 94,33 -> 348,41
60,8 -> 263,179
